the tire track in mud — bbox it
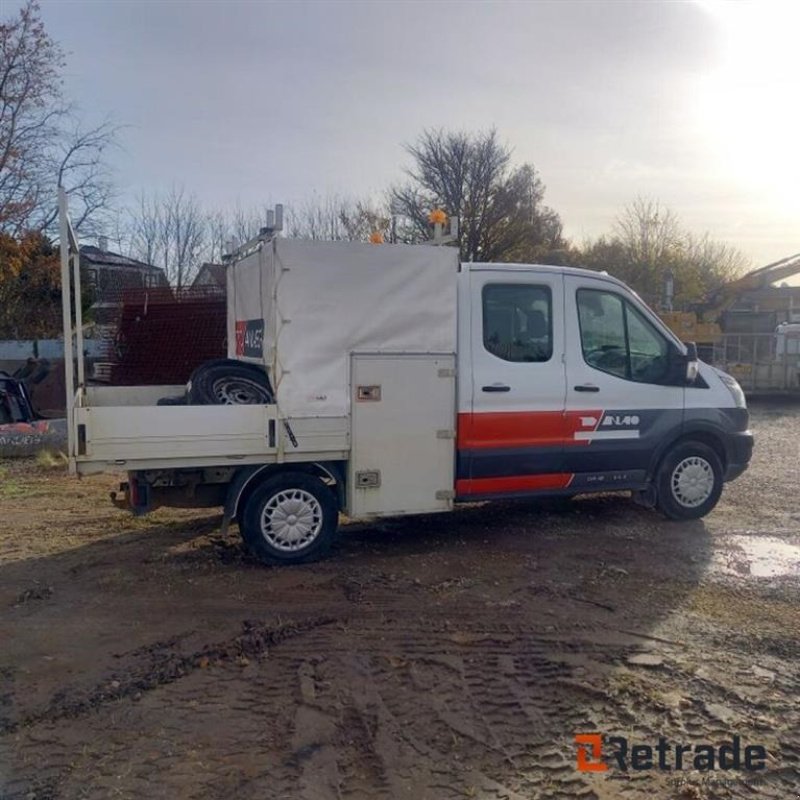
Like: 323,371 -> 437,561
267,620 -> 618,799
338,653 -> 528,800
0,615 -> 337,736
3,606 -> 799,799
274,615 -> 799,800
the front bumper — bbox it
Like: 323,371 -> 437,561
723,430 -> 754,482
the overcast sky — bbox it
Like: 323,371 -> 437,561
36,0 -> 799,266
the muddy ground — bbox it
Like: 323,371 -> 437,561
0,402 -> 798,800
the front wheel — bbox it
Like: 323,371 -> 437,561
655,441 -> 723,520
240,472 -> 338,565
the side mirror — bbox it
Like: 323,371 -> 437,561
683,341 -> 699,384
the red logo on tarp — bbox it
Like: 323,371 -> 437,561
235,319 -> 265,358
235,320 -> 247,356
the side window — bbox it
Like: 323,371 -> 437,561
482,283 -> 552,363
577,291 -> 627,378
626,303 -> 669,382
577,289 -> 670,383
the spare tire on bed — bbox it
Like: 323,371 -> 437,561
186,359 -> 273,405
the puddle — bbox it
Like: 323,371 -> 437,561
712,535 -> 800,579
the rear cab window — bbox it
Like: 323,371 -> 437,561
482,284 -> 553,363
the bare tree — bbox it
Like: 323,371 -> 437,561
286,193 -> 389,242
0,1 -> 62,234
129,190 -> 162,267
121,191 -> 391,283
230,203 -> 274,245
582,198 -> 749,306
107,207 -> 130,256
683,231 -> 748,296
391,128 -> 563,262
41,120 -> 118,235
339,200 -> 391,242
613,198 -> 681,267
205,208 -> 230,264
0,1 -> 117,235
287,194 -> 348,240
126,187 -> 205,287
165,186 -> 205,288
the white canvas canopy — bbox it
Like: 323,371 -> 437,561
227,239 -> 459,418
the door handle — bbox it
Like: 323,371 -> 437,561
574,384 -> 600,392
482,384 -> 511,393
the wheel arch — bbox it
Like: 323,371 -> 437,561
225,461 -> 345,522
649,425 -> 728,480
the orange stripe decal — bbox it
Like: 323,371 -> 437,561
458,410 -> 602,449
456,473 -> 574,496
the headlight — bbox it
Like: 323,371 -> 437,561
717,370 -> 746,408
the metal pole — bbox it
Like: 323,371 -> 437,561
766,334 -> 773,391
58,187 -> 76,472
783,333 -> 789,391
71,250 -> 85,388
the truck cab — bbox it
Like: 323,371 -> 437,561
457,263 -> 752,511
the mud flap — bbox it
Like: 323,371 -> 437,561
110,476 -> 152,516
632,485 -> 657,508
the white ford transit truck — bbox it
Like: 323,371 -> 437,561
59,200 -> 753,565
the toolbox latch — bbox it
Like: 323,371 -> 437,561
355,470 -> 381,488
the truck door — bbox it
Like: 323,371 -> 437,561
458,270 -> 568,498
562,274 -> 684,489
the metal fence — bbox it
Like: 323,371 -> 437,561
712,332 -> 800,393
102,286 -> 227,385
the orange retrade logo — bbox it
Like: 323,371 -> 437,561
575,733 -> 608,772
575,733 -> 767,773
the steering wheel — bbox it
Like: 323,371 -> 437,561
586,345 -> 625,371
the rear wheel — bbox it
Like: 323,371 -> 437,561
187,359 -> 272,405
240,472 -> 338,565
655,441 -> 723,520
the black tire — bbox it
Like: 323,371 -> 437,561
187,358 -> 273,405
655,441 -> 723,520
157,393 -> 187,406
240,472 -> 338,565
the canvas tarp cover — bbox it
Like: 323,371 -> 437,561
227,239 -> 458,417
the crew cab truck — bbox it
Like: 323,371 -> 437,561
58,194 -> 753,565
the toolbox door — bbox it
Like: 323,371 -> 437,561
348,353 -> 456,517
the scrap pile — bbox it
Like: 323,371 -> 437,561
108,286 -> 226,385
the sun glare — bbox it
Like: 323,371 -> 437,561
696,1 -> 800,213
